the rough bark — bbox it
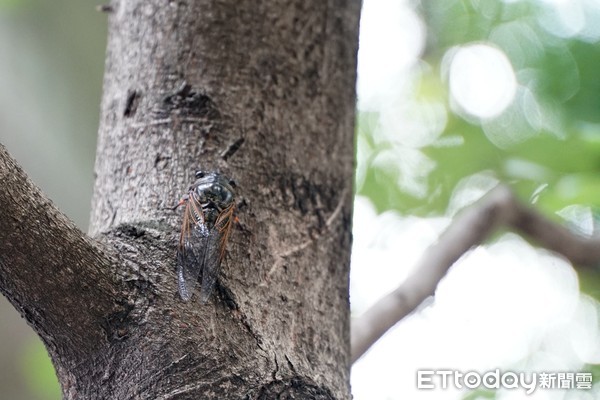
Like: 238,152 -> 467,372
0,0 -> 360,399
0,144 -> 125,391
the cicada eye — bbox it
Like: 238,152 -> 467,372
229,179 -> 237,188
195,170 -> 206,179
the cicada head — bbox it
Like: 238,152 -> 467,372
191,171 -> 236,211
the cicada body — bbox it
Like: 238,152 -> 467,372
176,171 -> 236,303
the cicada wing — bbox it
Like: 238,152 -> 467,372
177,228 -> 209,301
198,204 -> 235,304
177,199 -> 209,302
198,226 -> 222,304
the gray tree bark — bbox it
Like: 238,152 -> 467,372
0,0 -> 360,399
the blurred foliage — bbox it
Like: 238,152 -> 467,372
355,1 -> 600,397
0,0 -> 27,9
18,341 -> 61,400
586,363 -> 600,386
0,0 -> 105,229
462,389 -> 497,400
357,0 -> 600,228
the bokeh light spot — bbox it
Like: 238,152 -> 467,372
448,43 -> 517,120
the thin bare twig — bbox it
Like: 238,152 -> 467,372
351,185 -> 600,364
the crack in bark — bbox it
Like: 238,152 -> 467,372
156,82 -> 220,121
101,301 -> 136,342
123,89 -> 140,117
221,137 -> 245,161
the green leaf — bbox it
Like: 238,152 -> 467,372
19,339 -> 61,400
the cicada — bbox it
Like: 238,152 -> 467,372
175,170 -> 236,303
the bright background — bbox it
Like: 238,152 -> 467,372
351,0 -> 600,399
1,0 -> 600,399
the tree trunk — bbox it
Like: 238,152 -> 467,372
0,0 -> 360,399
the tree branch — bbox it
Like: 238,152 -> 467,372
0,143 -> 120,358
351,185 -> 600,363
2,0 -> 360,396
63,0 -> 360,398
